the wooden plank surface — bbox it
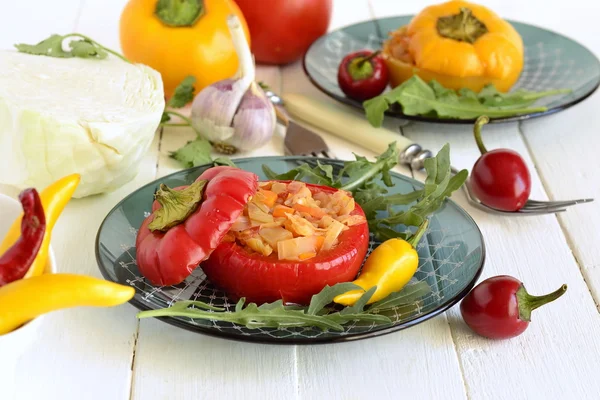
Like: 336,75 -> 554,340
2,0 -> 600,399
2,1 -> 154,399
370,1 -> 600,399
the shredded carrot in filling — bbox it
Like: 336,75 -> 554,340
230,181 -> 366,261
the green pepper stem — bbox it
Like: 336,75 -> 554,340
357,50 -> 381,68
473,115 -> 490,155
147,180 -> 207,231
407,219 -> 429,248
154,0 -> 204,27
516,284 -> 567,322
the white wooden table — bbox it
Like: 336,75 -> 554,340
2,0 -> 600,399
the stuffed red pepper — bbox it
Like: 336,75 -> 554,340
135,167 -> 370,305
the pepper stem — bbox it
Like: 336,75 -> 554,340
436,7 -> 488,44
357,50 -> 381,68
407,219 -> 429,248
473,115 -> 490,155
155,0 -> 204,27
148,179 -> 207,232
516,284 -> 567,322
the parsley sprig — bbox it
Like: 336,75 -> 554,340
15,33 -> 129,63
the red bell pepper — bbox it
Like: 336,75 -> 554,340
200,183 -> 370,305
135,166 -> 258,286
0,188 -> 46,287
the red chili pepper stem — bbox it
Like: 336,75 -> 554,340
473,115 -> 491,155
356,50 -> 381,68
516,283 -> 567,322
347,52 -> 381,81
407,219 -> 429,248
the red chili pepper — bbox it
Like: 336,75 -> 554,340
337,50 -> 389,101
470,116 -> 532,211
460,275 -> 567,340
0,188 -> 46,287
136,166 -> 258,286
201,182 -> 370,305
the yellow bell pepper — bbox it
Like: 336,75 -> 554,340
0,273 -> 135,335
0,174 -> 80,278
382,0 -> 524,92
119,0 -> 250,98
334,220 -> 429,306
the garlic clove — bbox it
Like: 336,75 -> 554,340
230,83 -> 276,151
191,79 -> 241,142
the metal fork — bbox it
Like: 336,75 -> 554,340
266,91 -> 594,216
267,90 -> 333,159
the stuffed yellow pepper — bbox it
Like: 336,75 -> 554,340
382,0 -> 524,92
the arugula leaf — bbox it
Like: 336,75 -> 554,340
15,33 -> 128,62
306,282 -> 362,315
213,157 -> 237,167
169,137 -> 213,168
137,280 -> 432,331
363,95 -> 390,128
363,75 -> 569,126
367,281 -> 431,312
138,299 -> 344,331
340,286 -> 377,315
359,190 -> 423,221
369,144 -> 468,240
262,163 -> 335,186
261,141 -> 466,241
339,143 -> 398,192
168,76 -> 196,108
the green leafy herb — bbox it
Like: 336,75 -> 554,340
363,75 -> 571,126
258,81 -> 271,91
15,33 -> 128,63
168,76 -> 196,108
263,142 -> 398,192
213,157 -> 237,168
137,281 -> 432,331
169,137 -> 213,168
370,144 -> 468,239
367,281 -> 431,312
306,283 -> 362,315
263,142 -> 467,241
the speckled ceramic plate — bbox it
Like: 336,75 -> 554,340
95,157 -> 485,344
303,16 -> 600,124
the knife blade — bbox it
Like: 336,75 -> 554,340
280,93 -> 433,170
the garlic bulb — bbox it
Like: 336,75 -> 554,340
190,14 -> 276,152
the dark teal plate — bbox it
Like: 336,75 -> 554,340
303,16 -> 600,124
95,157 -> 485,344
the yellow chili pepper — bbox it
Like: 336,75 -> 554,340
382,0 -> 524,92
334,220 -> 429,306
0,174 -> 80,278
0,274 -> 135,335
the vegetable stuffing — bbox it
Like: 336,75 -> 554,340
134,143 -> 468,330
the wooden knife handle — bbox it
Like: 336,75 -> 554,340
281,93 -> 415,156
